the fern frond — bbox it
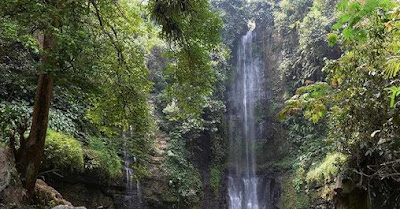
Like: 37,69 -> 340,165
385,86 -> 400,107
384,56 -> 400,78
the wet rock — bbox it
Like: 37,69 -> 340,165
0,147 -> 25,205
34,179 -> 73,206
46,181 -> 116,209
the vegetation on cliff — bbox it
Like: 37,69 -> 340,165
279,0 -> 400,208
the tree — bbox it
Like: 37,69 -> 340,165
150,0 -> 223,118
1,0 -> 64,201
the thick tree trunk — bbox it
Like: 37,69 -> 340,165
16,28 -> 55,202
16,73 -> 54,202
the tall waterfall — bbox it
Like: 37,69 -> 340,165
228,20 -> 264,209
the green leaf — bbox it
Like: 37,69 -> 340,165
385,86 -> 400,107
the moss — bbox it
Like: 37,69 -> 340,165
43,129 -> 84,171
306,152 -> 346,185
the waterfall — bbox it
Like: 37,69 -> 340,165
228,19 -> 264,209
122,131 -> 143,209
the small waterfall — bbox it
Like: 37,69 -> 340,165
122,132 -> 143,209
228,19 -> 265,209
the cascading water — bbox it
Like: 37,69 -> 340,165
228,19 -> 265,209
122,131 -> 143,209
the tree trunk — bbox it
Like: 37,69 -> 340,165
16,73 -> 54,202
16,28 -> 55,203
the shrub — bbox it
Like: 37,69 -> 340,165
163,136 -> 203,205
84,137 -> 122,178
306,152 -> 346,185
43,129 -> 84,171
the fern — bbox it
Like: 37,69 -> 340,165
385,86 -> 400,107
384,56 -> 400,78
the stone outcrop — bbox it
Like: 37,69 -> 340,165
142,132 -> 169,208
45,176 -> 118,209
40,132 -> 170,209
0,147 -> 25,207
333,177 -> 372,209
33,179 -> 73,207
0,147 -> 89,209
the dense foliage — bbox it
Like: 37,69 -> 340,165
150,0 -> 223,118
43,129 -> 84,172
280,0 -> 400,208
85,137 -> 122,178
154,46 -> 228,206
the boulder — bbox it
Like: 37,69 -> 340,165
34,179 -> 72,206
47,181 -> 116,209
0,147 -> 25,205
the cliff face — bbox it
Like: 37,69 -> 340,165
45,171 -> 140,209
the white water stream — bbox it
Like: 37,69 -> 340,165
228,19 -> 264,209
122,131 -> 143,209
